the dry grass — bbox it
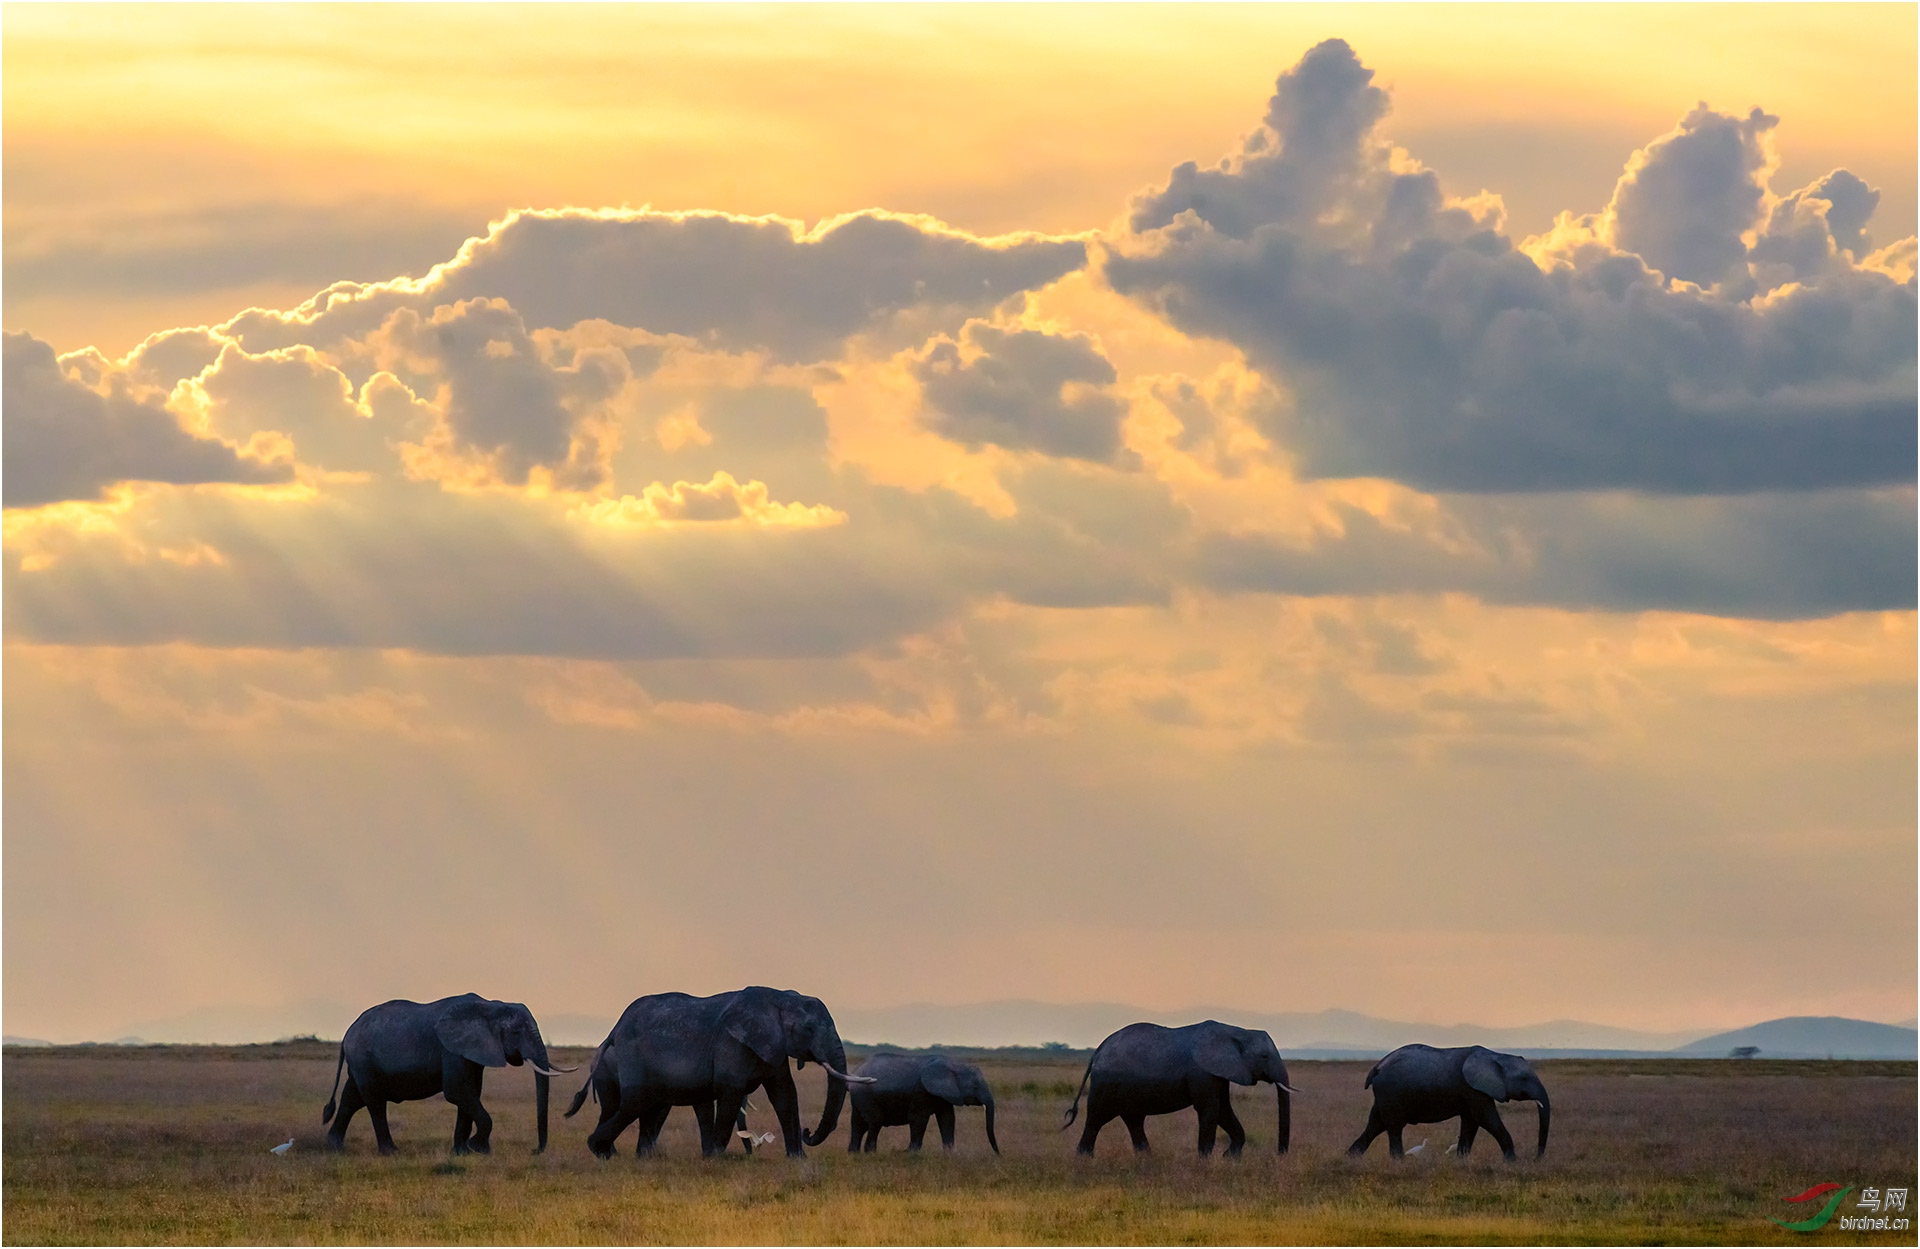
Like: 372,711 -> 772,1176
3,1045 -> 1913,1244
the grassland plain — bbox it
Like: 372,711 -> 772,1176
2,1043 -> 1913,1245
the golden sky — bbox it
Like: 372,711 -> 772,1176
3,6 -> 1914,1044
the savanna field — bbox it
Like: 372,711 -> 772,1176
2,1044 -> 1913,1245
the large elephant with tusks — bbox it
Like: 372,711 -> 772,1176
567,986 -> 871,1158
321,994 -> 574,1154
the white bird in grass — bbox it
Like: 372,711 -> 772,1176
270,1138 -> 294,1155
736,1130 -> 776,1146
1445,1142 -> 1457,1155
1404,1138 -> 1428,1156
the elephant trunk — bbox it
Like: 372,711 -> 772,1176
982,1089 -> 999,1155
1534,1093 -> 1550,1159
525,1036 -> 557,1153
1275,1082 -> 1291,1155
535,1070 -> 550,1154
802,1035 -> 850,1147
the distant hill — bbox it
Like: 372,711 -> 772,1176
1676,1016 -> 1918,1059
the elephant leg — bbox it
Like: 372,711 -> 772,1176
1122,1113 -> 1151,1153
1456,1117 -> 1480,1157
1476,1103 -> 1516,1161
713,1088 -> 753,1157
445,1064 -> 492,1155
865,1124 -> 882,1152
1195,1094 -> 1220,1157
847,1104 -> 866,1153
760,1068 -> 805,1157
366,1098 -> 399,1156
734,1104 -> 754,1156
1386,1124 -> 1405,1160
908,1112 -> 929,1151
327,1078 -> 366,1150
635,1102 -> 671,1156
934,1103 -> 956,1151
692,1101 -> 719,1154
1218,1094 -> 1247,1158
588,1088 -> 645,1160
1076,1088 -> 1117,1156
450,1101 -> 493,1154
1348,1107 -> 1386,1157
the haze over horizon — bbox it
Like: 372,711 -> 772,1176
4,8 -> 1914,1045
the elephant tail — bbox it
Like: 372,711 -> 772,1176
321,1045 -> 346,1125
563,1040 -> 609,1119
1059,1054 -> 1096,1131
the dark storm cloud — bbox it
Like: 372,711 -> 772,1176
1106,39 -> 1917,496
224,209 -> 1090,363
2,332 -> 293,509
912,323 -> 1131,462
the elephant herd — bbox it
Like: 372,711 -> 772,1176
320,989 -> 1551,1163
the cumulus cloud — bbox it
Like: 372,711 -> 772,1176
223,208 -> 1089,363
1,40 -> 1910,655
1107,39 -> 1917,496
2,332 -> 293,509
912,321 -> 1131,462
571,471 -> 846,530
1748,169 -> 1883,288
189,342 -> 400,476
1607,104 -> 1778,287
373,299 -> 628,490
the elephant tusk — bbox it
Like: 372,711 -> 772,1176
532,1063 -> 578,1076
1277,1083 -> 1302,1094
819,1063 -> 878,1084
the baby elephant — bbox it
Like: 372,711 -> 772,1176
1349,1044 -> 1550,1161
847,1054 -> 998,1153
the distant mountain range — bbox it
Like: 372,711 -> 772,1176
827,1000 -> 1718,1054
8,1000 -> 1914,1059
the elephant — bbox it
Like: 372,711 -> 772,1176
1347,1044 -> 1550,1161
564,986 -> 872,1158
846,1053 -> 999,1154
1061,1021 -> 1296,1156
320,993 -> 574,1155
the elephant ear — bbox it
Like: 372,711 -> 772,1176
921,1060 -> 965,1104
720,1001 -> 786,1066
1194,1030 -> 1257,1086
435,1001 -> 509,1068
1462,1049 -> 1509,1101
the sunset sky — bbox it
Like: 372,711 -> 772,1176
4,5 -> 1914,1044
